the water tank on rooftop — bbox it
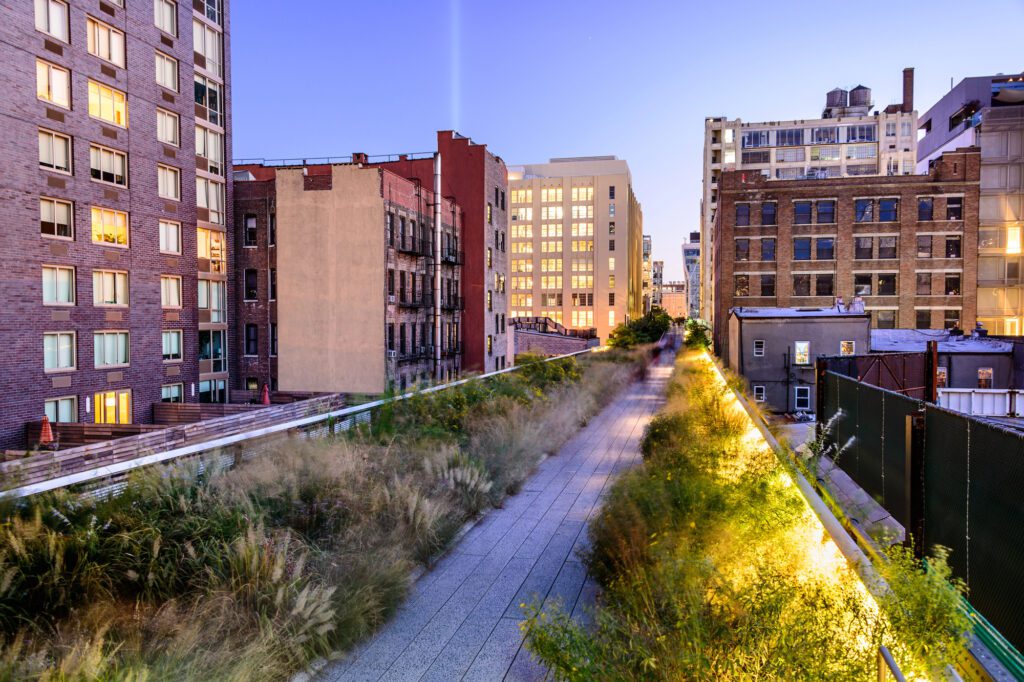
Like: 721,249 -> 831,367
826,88 -> 849,108
850,85 -> 872,107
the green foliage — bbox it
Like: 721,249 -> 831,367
683,318 -> 711,350
608,308 -> 672,349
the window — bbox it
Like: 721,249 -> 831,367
89,144 -> 127,187
735,204 -> 750,226
815,273 -> 834,296
91,207 -> 129,246
792,274 -> 811,297
198,379 -> 226,404
609,239 -> 615,251
918,198 -> 933,221
945,273 -> 962,296
855,199 -> 874,222
776,147 -> 805,163
39,129 -> 72,174
608,257 -> 615,271
45,396 -> 77,423
794,341 -> 810,365
794,202 -> 812,225
885,122 -> 897,137
945,236 -> 962,259
86,18 -> 125,68
760,274 -> 776,297
158,165 -> 180,201
878,236 -> 897,259
94,331 -> 129,368
817,200 -> 836,224
198,329 -> 226,372
734,275 -> 749,297
245,324 -> 258,356
609,185 -> 615,200
269,269 -> 277,300
94,389 -> 131,423
36,59 -> 71,109
44,332 -> 76,371
196,177 -> 225,224
944,309 -> 961,330
156,109 -> 180,147
759,202 -> 777,226
160,275 -> 181,308
916,310 -> 931,329
793,238 -> 811,260
193,20 -> 223,76
742,150 -> 770,164
42,265 -> 75,305
877,273 -> 897,296
879,199 -> 898,222
155,52 -> 178,91
753,339 -> 765,357
978,367 -> 993,389
244,269 -> 258,300
816,238 -> 834,260
161,384 -> 183,403
154,0 -> 177,35
840,341 -> 855,356
854,274 -> 872,296
741,130 -> 770,148
916,272 -> 931,295
855,237 -> 873,260
40,197 -> 73,239
200,0 -> 222,24
244,214 -> 257,246
198,280 -> 225,321
776,128 -> 803,146
162,330 -> 182,361
916,235 -> 932,259
269,215 -> 276,245
197,228 -> 226,272
35,0 -> 69,41
88,81 -> 128,127
194,75 -> 223,125
93,269 -> 128,306
159,220 -> 181,254
755,238 -> 775,262
794,387 -> 811,411
946,197 -> 963,221
193,126 -> 225,176
753,386 -> 766,402
846,125 -> 876,142
270,323 -> 278,356
735,239 -> 749,261
936,366 -> 948,388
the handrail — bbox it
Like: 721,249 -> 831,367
1,348 -> 599,501
877,646 -> 907,681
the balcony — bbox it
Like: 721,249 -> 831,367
441,249 -> 464,265
441,296 -> 463,311
398,293 -> 434,309
441,343 -> 463,357
398,346 -> 432,363
395,236 -> 432,257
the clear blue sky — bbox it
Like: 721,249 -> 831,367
231,0 -> 1024,281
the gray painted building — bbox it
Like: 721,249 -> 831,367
727,306 -> 871,413
871,329 -> 1016,389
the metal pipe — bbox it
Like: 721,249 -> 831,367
433,152 -> 443,381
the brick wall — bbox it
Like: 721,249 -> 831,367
514,330 -> 593,357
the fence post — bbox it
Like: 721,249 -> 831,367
815,358 -> 828,437
925,340 -> 938,403
905,409 -> 926,557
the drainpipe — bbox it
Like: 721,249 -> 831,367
433,153 -> 442,381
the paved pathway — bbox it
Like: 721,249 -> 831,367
322,354 -> 674,682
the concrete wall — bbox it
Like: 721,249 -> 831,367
276,166 -> 385,393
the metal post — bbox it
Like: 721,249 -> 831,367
905,410 -> 926,557
433,153 -> 443,381
925,340 -> 938,403
815,357 -> 828,437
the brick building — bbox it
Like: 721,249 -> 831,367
713,147 -> 981,359
367,131 -> 510,373
0,0 -> 231,449
232,161 -> 462,394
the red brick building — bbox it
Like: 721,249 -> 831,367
0,0 -> 232,449
713,148 -> 980,359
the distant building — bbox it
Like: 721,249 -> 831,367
701,69 -> 919,327
871,328 -> 1015,390
642,234 -> 653,313
652,260 -> 664,308
713,147 -> 981,361
511,317 -> 598,357
233,162 -> 462,394
508,157 -> 643,342
683,232 -> 701,318
660,282 -> 688,319
917,74 -> 1024,336
727,305 -> 871,413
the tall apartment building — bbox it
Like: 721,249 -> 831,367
0,0 -> 231,449
642,234 -> 653,313
701,69 -> 918,327
651,260 -> 663,308
232,161 -> 462,394
918,74 -> 1024,335
682,234 -> 700,318
368,131 -> 509,373
507,157 -> 643,342
712,148 -> 981,359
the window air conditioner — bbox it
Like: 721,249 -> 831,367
387,350 -> 397,359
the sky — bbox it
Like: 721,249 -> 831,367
231,0 -> 1024,281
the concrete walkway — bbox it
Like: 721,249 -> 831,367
322,354 -> 674,682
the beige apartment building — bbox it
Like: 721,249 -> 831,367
701,69 -> 919,325
508,157 -> 643,342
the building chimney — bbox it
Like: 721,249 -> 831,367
351,152 -> 368,164
902,67 -> 914,113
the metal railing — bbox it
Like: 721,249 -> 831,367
234,152 -> 435,167
877,647 -> 907,681
2,348 -> 600,501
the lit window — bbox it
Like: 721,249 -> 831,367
794,341 -> 810,365
157,108 -> 180,146
45,396 -> 77,423
86,17 -> 125,68
44,332 -> 76,371
162,330 -> 182,361
34,0 -> 69,42
155,51 -> 178,90
89,144 -> 127,187
94,389 -> 131,424
154,0 -> 177,35
42,265 -> 75,305
608,310 -> 615,327
38,129 -> 71,173
158,165 -> 181,200
88,80 -> 128,127
160,220 -> 181,254
36,60 -> 70,108
840,341 -> 855,356
92,270 -> 128,306
1008,226 -> 1022,255
91,207 -> 129,246
160,275 -> 182,308
978,367 -> 993,389
936,367 -> 948,388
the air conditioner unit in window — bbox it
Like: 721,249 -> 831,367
388,295 -> 396,303
386,350 -> 397,359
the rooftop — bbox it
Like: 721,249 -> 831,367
871,329 -> 1013,354
731,306 -> 869,319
